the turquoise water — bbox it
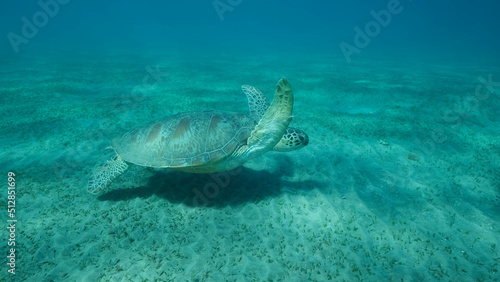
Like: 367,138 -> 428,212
1,1 -> 499,281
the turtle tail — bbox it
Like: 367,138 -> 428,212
87,154 -> 129,194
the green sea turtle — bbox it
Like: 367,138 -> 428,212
87,78 -> 309,194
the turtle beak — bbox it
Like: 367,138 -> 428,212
301,132 -> 309,146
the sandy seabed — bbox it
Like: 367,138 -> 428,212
0,52 -> 499,281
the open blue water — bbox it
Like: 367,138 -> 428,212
1,1 -> 499,281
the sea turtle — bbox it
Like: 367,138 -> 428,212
87,78 -> 309,194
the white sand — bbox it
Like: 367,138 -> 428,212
0,53 -> 498,281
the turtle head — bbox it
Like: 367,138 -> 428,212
272,127 -> 309,152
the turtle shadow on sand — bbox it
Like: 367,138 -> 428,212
96,159 -> 321,208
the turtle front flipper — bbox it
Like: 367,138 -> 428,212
241,84 -> 270,120
87,154 -> 129,194
236,78 -> 294,163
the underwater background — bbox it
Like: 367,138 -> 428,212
1,0 -> 499,281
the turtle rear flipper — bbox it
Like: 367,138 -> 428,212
87,154 -> 129,194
